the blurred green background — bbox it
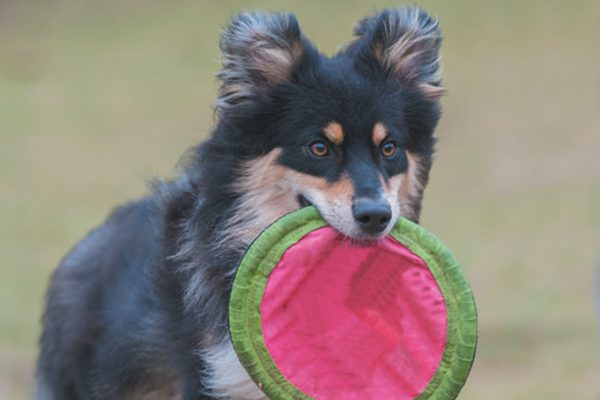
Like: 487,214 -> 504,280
1,0 -> 599,398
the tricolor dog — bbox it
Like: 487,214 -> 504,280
37,6 -> 444,399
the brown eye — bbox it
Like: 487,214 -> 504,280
381,141 -> 397,158
309,141 -> 329,157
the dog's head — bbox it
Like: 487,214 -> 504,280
215,7 -> 443,243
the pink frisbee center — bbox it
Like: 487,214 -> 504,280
260,227 -> 447,400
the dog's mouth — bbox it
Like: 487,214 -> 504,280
297,194 -> 313,208
296,194 -> 396,245
296,194 -> 391,242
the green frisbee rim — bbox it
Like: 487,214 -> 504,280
229,206 -> 477,399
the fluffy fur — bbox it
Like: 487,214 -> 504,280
37,6 -> 444,400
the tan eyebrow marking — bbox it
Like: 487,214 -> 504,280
323,122 -> 344,145
372,122 -> 388,146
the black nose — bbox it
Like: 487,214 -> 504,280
352,198 -> 392,235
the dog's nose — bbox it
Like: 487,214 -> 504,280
352,198 -> 392,235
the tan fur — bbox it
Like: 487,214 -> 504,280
381,13 -> 435,79
380,151 -> 427,223
381,174 -> 402,231
251,41 -> 303,86
220,149 -> 363,245
217,14 -> 306,109
367,10 -> 445,100
323,122 -> 344,145
287,171 -> 360,238
399,152 -> 426,221
219,149 -> 300,251
372,122 -> 388,146
288,170 -> 353,195
419,83 -> 447,100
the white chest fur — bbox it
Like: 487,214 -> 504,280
201,337 -> 267,400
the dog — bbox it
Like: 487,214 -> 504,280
36,6 -> 444,400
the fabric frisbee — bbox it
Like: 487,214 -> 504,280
229,206 -> 477,400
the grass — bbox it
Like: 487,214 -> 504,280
1,0 -> 599,398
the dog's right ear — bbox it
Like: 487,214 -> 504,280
217,12 -> 307,110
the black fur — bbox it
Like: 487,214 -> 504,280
37,7 -> 443,399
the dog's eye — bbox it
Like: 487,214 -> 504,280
309,141 -> 329,157
381,141 -> 397,158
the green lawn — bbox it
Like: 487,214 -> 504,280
1,0 -> 599,398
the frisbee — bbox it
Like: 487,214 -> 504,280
229,206 -> 477,400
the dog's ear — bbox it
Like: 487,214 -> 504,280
217,12 -> 307,110
346,7 -> 444,100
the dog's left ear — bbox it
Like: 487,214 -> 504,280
345,7 -> 445,100
217,12 -> 308,110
